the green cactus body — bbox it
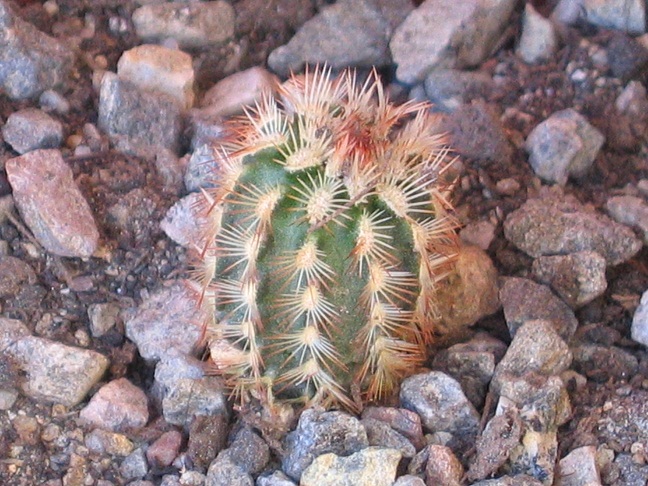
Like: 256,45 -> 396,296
197,67 -> 458,410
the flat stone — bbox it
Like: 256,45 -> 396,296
80,378 -> 149,432
6,149 -> 100,258
2,108 -> 64,154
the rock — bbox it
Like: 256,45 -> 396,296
606,195 -> 648,244
187,414 -> 229,470
491,320 -> 572,393
361,406 -> 425,450
0,1 -> 75,99
0,256 -> 36,298
442,101 -> 513,165
500,278 -> 578,341
517,3 -> 558,64
0,317 -> 31,352
2,108 -> 64,154
6,335 -> 108,406
503,194 -> 642,266
6,149 -> 100,258
632,289 -> 648,347
146,430 -> 183,468
606,32 -> 648,80
220,427 -> 270,476
425,445 -> 464,486
531,251 -> 608,308
121,448 -> 149,482
424,69 -> 493,112
256,471 -> 297,486
98,72 -> 183,154
124,281 -> 205,362
205,453 -> 254,486
199,67 -> 280,117
153,354 -> 206,403
162,376 -> 228,427
393,476 -> 426,486
361,418 -> 416,458
268,0 -> 403,76
390,0 -> 517,84
79,378 -> 149,432
525,108 -> 605,185
39,89 -> 70,115
459,220 -> 497,250
400,371 -> 480,453
117,44 -> 195,109
85,429 -> 135,457
132,1 -> 235,49
434,244 -> 500,339
300,447 -> 401,486
582,0 -> 646,35
558,446 -> 602,486
184,144 -> 225,192
87,302 -> 121,338
616,81 -> 648,117
160,192 -> 209,250
282,409 -> 369,481
496,178 -> 521,196
571,344 -> 638,381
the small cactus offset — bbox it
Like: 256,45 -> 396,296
196,67 -> 459,411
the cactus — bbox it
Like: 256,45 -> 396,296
195,67 -> 459,411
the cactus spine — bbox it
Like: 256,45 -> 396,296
196,67 -> 458,411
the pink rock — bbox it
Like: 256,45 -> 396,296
80,378 -> 149,432
146,430 -> 183,468
6,149 -> 99,257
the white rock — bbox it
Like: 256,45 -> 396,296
583,0 -> 646,35
517,3 -> 558,64
117,44 -> 195,109
631,289 -> 648,347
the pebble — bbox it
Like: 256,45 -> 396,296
615,80 -> 648,116
632,289 -> 648,347
517,3 -> 558,64
361,418 -> 416,458
0,317 -> 31,352
6,149 -> 100,258
7,335 -> 109,406
282,409 -> 369,481
361,406 -> 425,451
400,371 -> 480,453
433,244 -> 500,338
187,415 -> 229,470
503,193 -> 642,266
471,476 -> 544,486
183,143 -> 226,192
500,277 -> 578,341
572,344 -> 639,381
132,1 -> 235,49
300,447 -> 401,486
117,44 -> 195,110
531,251 -> 608,308
120,448 -> 149,482
39,89 -> 70,115
87,302 -> 121,338
198,67 -> 279,118
98,72 -> 183,154
392,475 -> 425,486
268,0 -> 406,76
85,429 -> 135,457
161,376 -> 227,427
160,192 -> 209,250
2,108 -> 64,154
79,378 -> 149,432
146,430 -> 183,468
491,320 -> 572,393
256,471 -> 297,486
525,108 -> 605,185
558,446 -> 602,486
606,195 -> 648,244
582,0 -> 646,35
124,280 -> 205,362
607,32 -> 648,80
205,453 -> 254,486
0,1 -> 75,99
459,220 -> 497,250
220,427 -> 270,476
0,256 -> 37,297
425,444 -> 464,486
424,68 -> 493,112
390,0 -> 517,84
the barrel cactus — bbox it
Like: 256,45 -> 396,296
195,67 -> 459,411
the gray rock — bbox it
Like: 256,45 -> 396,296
390,0 -> 517,84
160,192 -> 209,250
361,418 -> 416,458
532,251 -> 608,308
300,447 -> 401,486
500,278 -> 578,341
606,195 -> 648,244
0,1 -> 75,99
187,111 -> 227,151
206,453 -> 254,486
38,90 -> 70,115
616,80 -> 648,117
558,446 -> 602,486
6,149 -> 100,258
612,453 -> 648,486
268,0 -> 404,76
187,415 -> 229,471
582,0 -> 646,35
162,376 -> 228,427
6,336 -> 108,406
256,471 -> 297,486
400,371 -> 480,453
121,448 -> 149,482
503,194 -> 642,266
424,69 -> 493,112
525,108 -> 604,185
117,44 -> 195,110
124,281 -> 205,362
79,378 -> 149,432
98,72 -> 183,154
221,427 -> 270,476
132,1 -> 235,49
632,289 -> 648,347
607,31 -> 648,80
471,477 -> 544,486
517,3 -> 558,64
2,108 -> 64,154
492,320 -> 572,394
425,444 -> 464,486
282,409 -> 369,481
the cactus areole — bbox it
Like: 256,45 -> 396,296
196,67 -> 459,411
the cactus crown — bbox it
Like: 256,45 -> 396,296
196,67 -> 458,411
